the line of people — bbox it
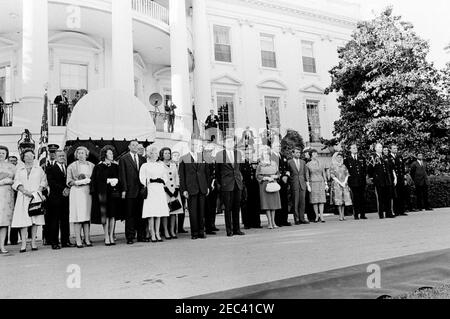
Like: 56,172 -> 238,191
0,136 -> 433,254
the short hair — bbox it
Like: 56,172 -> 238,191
20,148 -> 35,162
390,144 -> 398,148
100,145 -> 116,162
310,149 -> 318,155
146,146 -> 159,156
336,152 -> 344,158
158,147 -> 172,162
75,146 -> 89,159
293,147 -> 302,152
350,143 -> 358,148
0,145 -> 9,159
62,90 -> 67,93
128,139 -> 139,146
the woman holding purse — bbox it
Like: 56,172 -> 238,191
91,146 -> 121,246
330,152 -> 352,221
11,149 -> 47,253
256,146 -> 281,229
159,147 -> 182,240
67,146 -> 95,248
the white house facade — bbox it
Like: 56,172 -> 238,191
0,0 -> 360,154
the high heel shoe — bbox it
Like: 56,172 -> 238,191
151,238 -> 157,243
156,237 -> 163,242
1,249 -> 9,254
170,235 -> 178,239
20,248 -> 27,253
164,235 -> 172,240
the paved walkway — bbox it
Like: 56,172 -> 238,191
1,209 -> 450,299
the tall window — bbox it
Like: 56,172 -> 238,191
213,25 -> 232,63
217,93 -> 235,132
302,41 -> 317,73
260,33 -> 277,68
264,96 -> 280,129
0,65 -> 11,102
306,100 -> 321,142
60,63 -> 88,101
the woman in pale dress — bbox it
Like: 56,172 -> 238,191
256,145 -> 282,229
159,147 -> 182,239
11,149 -> 48,253
0,146 -> 15,254
140,146 -> 170,242
67,146 -> 95,248
330,152 -> 352,221
306,149 -> 329,223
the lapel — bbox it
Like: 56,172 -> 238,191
128,153 -> 139,172
189,153 -> 198,171
291,159 -> 300,174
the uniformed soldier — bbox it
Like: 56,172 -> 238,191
367,143 -> 397,219
390,144 -> 408,216
43,144 -> 60,245
344,144 -> 367,220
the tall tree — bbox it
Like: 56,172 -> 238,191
326,7 -> 449,173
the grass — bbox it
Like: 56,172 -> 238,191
393,285 -> 450,299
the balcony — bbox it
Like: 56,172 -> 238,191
131,0 -> 169,26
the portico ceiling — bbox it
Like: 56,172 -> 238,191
0,0 -> 170,66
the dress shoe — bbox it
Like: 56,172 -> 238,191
20,248 -> 27,253
426,208 -> 434,211
294,221 -> 301,225
206,231 -> 216,235
126,240 -> 134,245
191,236 -> 198,240
282,222 -> 292,226
227,232 -> 233,237
300,221 -> 310,225
212,227 -> 220,232
1,250 -> 9,254
52,245 -> 61,250
233,231 -> 245,236
360,216 -> 368,220
31,246 -> 38,251
354,216 -> 360,220
178,229 -> 188,234
198,234 -> 207,239
62,242 -> 76,248
171,235 -> 178,239
386,214 -> 396,219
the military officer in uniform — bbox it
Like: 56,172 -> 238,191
344,144 -> 367,220
367,143 -> 397,219
390,144 -> 408,216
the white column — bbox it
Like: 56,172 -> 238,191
112,0 -> 135,95
16,0 -> 49,132
169,0 -> 191,133
192,0 -> 212,125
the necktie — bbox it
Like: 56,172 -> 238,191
229,151 -> 234,165
60,164 -> 66,176
134,154 -> 139,168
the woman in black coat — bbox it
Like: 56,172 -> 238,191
91,145 -> 122,246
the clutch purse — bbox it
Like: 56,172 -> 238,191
265,182 -> 281,193
28,192 -> 46,217
168,199 -> 182,212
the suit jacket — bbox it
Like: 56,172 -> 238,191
287,158 -> 308,191
344,155 -> 367,188
179,153 -> 210,196
215,150 -> 244,192
390,154 -> 406,186
54,95 -> 69,108
410,160 -> 429,186
46,162 -> 68,206
367,154 -> 394,187
118,152 -> 146,199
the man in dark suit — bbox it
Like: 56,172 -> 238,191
240,146 -> 261,229
287,147 -> 309,225
203,145 -> 218,235
43,144 -> 61,246
344,144 -> 368,220
205,109 -> 220,141
54,90 -> 70,126
410,153 -> 433,211
46,150 -> 74,250
179,136 -> 211,240
119,140 -> 147,245
390,144 -> 408,216
216,135 -> 245,237
367,143 -> 397,219
271,141 -> 291,227
0,96 -> 4,126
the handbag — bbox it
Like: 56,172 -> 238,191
168,199 -> 182,212
28,192 -> 46,217
265,181 -> 281,193
140,179 -> 148,200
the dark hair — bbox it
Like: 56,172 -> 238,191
293,147 -> 302,152
336,152 -> 344,157
128,139 -> 139,146
158,147 -> 172,162
20,148 -> 35,162
0,145 -> 9,159
100,145 -> 116,162
62,90 -> 67,93
310,149 -> 318,155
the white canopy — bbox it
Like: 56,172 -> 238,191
64,88 -> 156,142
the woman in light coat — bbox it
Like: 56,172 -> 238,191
11,149 -> 47,253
